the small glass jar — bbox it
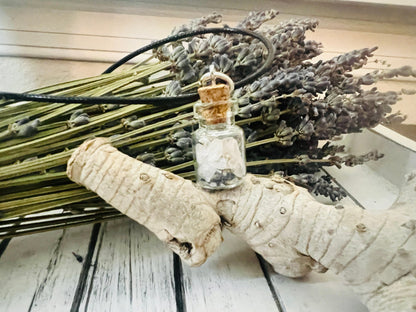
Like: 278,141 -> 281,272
192,84 -> 246,190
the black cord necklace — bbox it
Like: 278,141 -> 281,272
0,27 -> 275,105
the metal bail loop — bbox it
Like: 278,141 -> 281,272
200,65 -> 235,95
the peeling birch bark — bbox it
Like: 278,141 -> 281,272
67,138 -> 222,267
216,173 -> 416,312
68,138 -> 416,311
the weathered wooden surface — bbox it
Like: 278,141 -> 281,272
1,159 -> 405,312
181,231 -> 280,312
77,219 -> 177,312
0,225 -> 92,311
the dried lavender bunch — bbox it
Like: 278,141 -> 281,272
155,10 -> 414,198
0,10 -> 415,238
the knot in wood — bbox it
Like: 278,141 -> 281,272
271,174 -> 286,183
405,171 -> 416,182
397,248 -> 409,256
356,223 -> 367,232
273,182 -> 295,195
222,219 -> 232,227
216,199 -> 237,224
250,176 -> 260,184
279,207 -> 287,215
311,262 -> 328,273
401,220 -> 416,231
254,221 -> 262,228
139,173 -> 151,182
268,242 -> 274,248
264,181 -> 274,189
163,172 -> 175,180
335,204 -> 344,210
216,199 -> 236,210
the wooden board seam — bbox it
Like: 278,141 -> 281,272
256,253 -> 287,312
0,237 -> 11,258
70,223 -> 102,312
174,253 -> 187,312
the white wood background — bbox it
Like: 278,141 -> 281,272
0,1 -> 415,311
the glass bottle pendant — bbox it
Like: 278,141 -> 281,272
192,71 -> 246,190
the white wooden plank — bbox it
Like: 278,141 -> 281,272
326,165 -> 399,211
373,125 -> 416,152
181,230 -> 280,312
330,129 -> 416,188
78,218 -> 177,312
0,5 -> 415,62
309,28 -> 416,59
0,30 -> 150,53
1,0 -> 415,33
339,0 -> 415,6
0,56 -> 110,92
268,269 -> 368,312
0,7 -> 182,39
0,44 -> 151,63
0,225 -> 92,312
26,225 -> 94,312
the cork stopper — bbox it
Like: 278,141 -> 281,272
198,84 -> 230,103
197,84 -> 231,125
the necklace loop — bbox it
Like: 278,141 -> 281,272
200,65 -> 235,95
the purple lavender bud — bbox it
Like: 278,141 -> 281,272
69,114 -> 90,127
169,150 -> 184,158
127,119 -> 146,129
176,137 -> 192,149
172,130 -> 191,139
170,157 -> 186,164
16,119 -> 40,137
